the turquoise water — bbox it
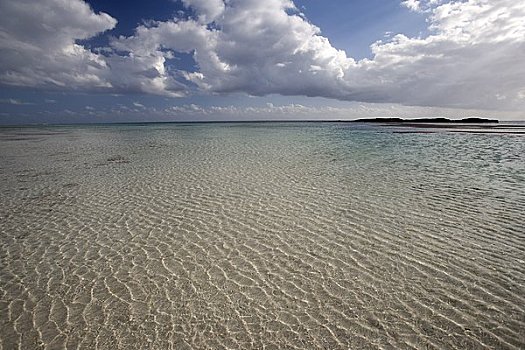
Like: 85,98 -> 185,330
1,122 -> 524,349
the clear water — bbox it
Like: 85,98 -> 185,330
1,122 -> 524,349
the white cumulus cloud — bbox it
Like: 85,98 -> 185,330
181,0 -> 225,23
0,0 -> 187,96
0,0 -> 116,89
0,0 -> 524,111
401,0 -> 422,12
109,0 -> 525,109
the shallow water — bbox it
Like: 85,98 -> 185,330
1,122 -> 524,349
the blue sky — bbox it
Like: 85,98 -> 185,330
295,0 -> 429,59
0,0 -> 524,123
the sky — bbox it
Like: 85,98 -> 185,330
0,0 -> 524,124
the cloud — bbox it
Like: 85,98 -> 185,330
110,0 -> 525,110
401,0 -> 443,12
181,0 -> 225,23
0,0 -> 186,96
0,98 -> 33,105
18,102 -> 523,124
360,0 -> 525,109
113,0 -> 356,100
401,0 -> 423,12
151,103 -> 525,120
0,0 -> 116,89
0,0 -> 524,111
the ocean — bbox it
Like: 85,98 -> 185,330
1,122 -> 524,349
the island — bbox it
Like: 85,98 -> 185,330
347,117 -> 525,134
352,117 -> 499,123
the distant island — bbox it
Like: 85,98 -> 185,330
353,117 -> 499,123
348,117 -> 525,134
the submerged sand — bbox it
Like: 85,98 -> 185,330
1,123 -> 524,349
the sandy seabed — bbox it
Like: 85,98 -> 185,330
1,123 -> 524,349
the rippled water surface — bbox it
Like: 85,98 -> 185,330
1,123 -> 524,349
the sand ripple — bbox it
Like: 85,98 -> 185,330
1,123 -> 524,349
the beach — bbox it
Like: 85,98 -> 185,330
1,122 -> 524,349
